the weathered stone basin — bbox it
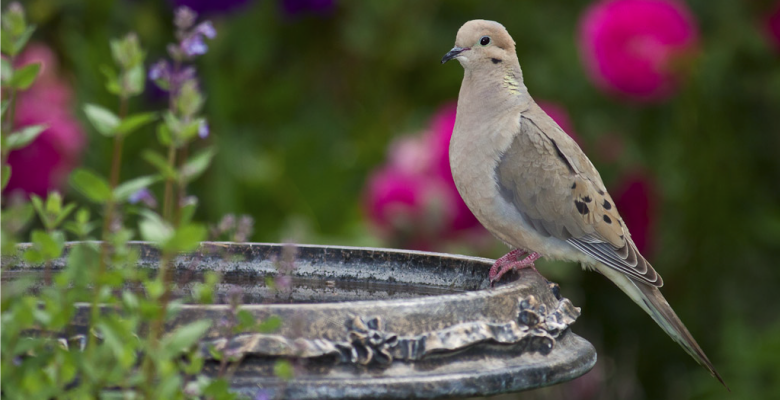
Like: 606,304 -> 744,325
3,242 -> 596,399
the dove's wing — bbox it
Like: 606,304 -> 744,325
494,102 -> 662,287
493,102 -> 728,386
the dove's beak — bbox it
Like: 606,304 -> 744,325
441,47 -> 469,64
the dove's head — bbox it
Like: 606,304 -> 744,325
441,20 -> 516,68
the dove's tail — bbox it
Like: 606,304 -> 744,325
594,263 -> 729,390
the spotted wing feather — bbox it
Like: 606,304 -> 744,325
494,103 -> 662,287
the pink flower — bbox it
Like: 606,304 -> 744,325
363,103 -> 485,250
426,103 -> 481,232
4,43 -> 86,197
767,2 -> 780,51
611,171 -> 657,255
578,0 -> 699,102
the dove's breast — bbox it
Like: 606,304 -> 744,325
449,108 -> 588,262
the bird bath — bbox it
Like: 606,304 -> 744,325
4,242 -> 596,399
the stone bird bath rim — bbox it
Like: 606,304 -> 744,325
3,241 -> 597,399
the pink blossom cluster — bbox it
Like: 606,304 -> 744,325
578,0 -> 699,102
768,2 -> 780,51
5,44 -> 86,197
363,103 -> 482,250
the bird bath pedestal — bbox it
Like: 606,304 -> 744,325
5,242 -> 596,399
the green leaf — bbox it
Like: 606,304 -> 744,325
63,208 -> 96,239
10,62 -> 40,90
53,203 -> 76,228
165,223 -> 206,253
115,112 -> 157,136
175,79 -> 204,118
163,111 -> 181,136
31,230 -> 64,260
180,147 -> 215,183
160,319 -> 211,357
274,360 -> 294,380
178,118 -> 204,143
5,125 -> 45,150
156,122 -> 173,146
45,191 -> 63,215
124,64 -> 145,96
203,379 -> 231,397
83,104 -> 120,136
1,58 -> 12,85
179,196 -> 198,225
114,175 -> 160,201
70,169 -> 112,203
99,65 -> 122,95
30,194 -> 47,224
2,6 -> 26,37
1,165 -> 10,191
235,309 -> 255,332
142,150 -> 177,179
1,100 -> 8,116
138,210 -> 172,245
13,26 -> 36,56
23,248 -> 44,264
0,33 -> 14,56
258,315 -> 282,333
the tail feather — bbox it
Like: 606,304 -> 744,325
595,263 -> 729,390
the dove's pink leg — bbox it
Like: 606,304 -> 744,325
489,251 -> 541,285
488,249 -> 528,280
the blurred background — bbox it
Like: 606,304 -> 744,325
4,0 -> 780,398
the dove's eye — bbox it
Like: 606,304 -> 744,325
480,36 -> 491,46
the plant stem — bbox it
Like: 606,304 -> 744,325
175,146 -> 188,226
162,143 -> 177,223
87,96 -> 128,355
142,248 -> 173,399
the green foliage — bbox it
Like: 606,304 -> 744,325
69,168 -> 112,203
114,175 -> 160,201
8,62 -> 40,89
4,124 -> 46,151
83,104 -> 121,137
0,4 -> 259,398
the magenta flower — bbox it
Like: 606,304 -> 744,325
426,103 -> 482,232
767,2 -> 780,51
4,44 -> 86,198
363,103 -> 486,250
364,167 -> 436,230
611,171 -> 657,255
578,0 -> 699,102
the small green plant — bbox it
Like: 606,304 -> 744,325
1,4 -> 283,399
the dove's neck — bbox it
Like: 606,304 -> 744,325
460,61 -> 532,118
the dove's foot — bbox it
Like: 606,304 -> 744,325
489,251 -> 541,286
488,249 -> 528,280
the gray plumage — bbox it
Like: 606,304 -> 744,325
443,19 -> 725,387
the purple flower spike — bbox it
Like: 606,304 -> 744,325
149,60 -> 170,81
174,6 -> 197,30
198,121 -> 209,138
195,21 -> 217,39
181,34 -> 208,57
128,188 -> 158,208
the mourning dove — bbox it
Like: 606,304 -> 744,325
442,19 -> 726,387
